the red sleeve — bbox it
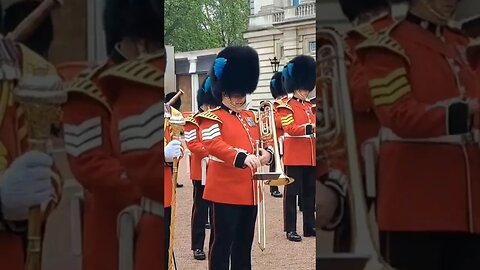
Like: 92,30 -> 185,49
184,122 -> 208,157
359,49 -> 448,138
62,94 -> 140,207
200,118 -> 248,168
277,107 -> 312,136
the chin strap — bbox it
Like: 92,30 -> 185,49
420,0 -> 455,23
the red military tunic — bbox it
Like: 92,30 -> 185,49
99,52 -> 165,270
198,107 -> 267,205
357,20 -> 480,232
347,14 -> 394,163
184,113 -> 209,181
0,44 -> 61,270
63,55 -> 141,270
276,98 -> 316,166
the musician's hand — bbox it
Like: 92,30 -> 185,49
165,140 -> 182,162
316,181 -> 339,228
258,148 -> 271,166
0,151 -> 54,221
244,154 -> 261,169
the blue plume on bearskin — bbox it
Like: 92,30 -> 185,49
283,55 -> 316,93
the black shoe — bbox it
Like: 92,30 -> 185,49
304,229 -> 316,237
286,231 -> 302,242
193,249 -> 206,260
271,190 -> 283,198
176,183 -> 184,188
205,223 -> 211,229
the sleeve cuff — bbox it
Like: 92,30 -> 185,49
320,170 -> 348,231
234,152 -> 248,169
305,124 -> 314,135
447,101 -> 470,135
265,146 -> 274,165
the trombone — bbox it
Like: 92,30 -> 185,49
316,28 -> 392,269
253,100 -> 294,251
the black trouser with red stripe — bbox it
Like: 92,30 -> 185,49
165,206 -> 171,270
380,231 -> 480,270
283,165 -> 315,233
191,180 -> 210,250
208,202 -> 257,270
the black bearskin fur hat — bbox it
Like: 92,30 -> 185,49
282,55 -> 316,93
104,0 -> 163,54
166,92 -> 181,110
339,0 -> 391,22
197,76 -> 220,110
210,46 -> 259,99
269,71 -> 286,99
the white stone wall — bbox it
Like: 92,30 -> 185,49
245,0 -> 315,108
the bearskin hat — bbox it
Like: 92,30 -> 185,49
3,1 -> 53,56
210,46 -> 259,99
197,76 -> 220,110
339,0 -> 391,22
282,55 -> 316,93
166,92 -> 182,110
103,0 -> 163,54
269,72 -> 286,99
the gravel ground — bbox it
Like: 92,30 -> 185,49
172,158 -> 317,270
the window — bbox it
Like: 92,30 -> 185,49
309,41 -> 316,53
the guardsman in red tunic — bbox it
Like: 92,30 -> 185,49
62,1 -> 135,269
0,51 -> 60,270
268,72 -> 285,198
96,2 -> 165,270
0,4 -> 61,269
185,76 -> 220,260
317,0 -> 395,252
197,46 -> 273,270
276,55 -> 316,242
100,52 -> 164,270
357,0 -> 480,268
164,109 -> 183,269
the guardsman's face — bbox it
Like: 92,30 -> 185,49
223,93 -> 247,112
426,0 -> 460,19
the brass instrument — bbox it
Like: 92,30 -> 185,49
254,100 -> 294,186
166,104 -> 185,270
253,100 -> 294,251
316,28 -> 392,270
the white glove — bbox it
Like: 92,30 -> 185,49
0,151 -> 54,221
164,140 -> 182,163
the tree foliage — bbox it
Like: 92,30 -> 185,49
165,0 -> 249,52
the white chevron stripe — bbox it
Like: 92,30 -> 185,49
202,131 -> 220,141
64,126 -> 102,147
185,132 -> 197,142
121,128 -> 163,153
64,117 -> 101,136
65,137 -> 102,157
119,113 -> 162,141
119,102 -> 162,130
184,130 -> 196,138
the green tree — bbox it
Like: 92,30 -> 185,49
165,0 -> 249,52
